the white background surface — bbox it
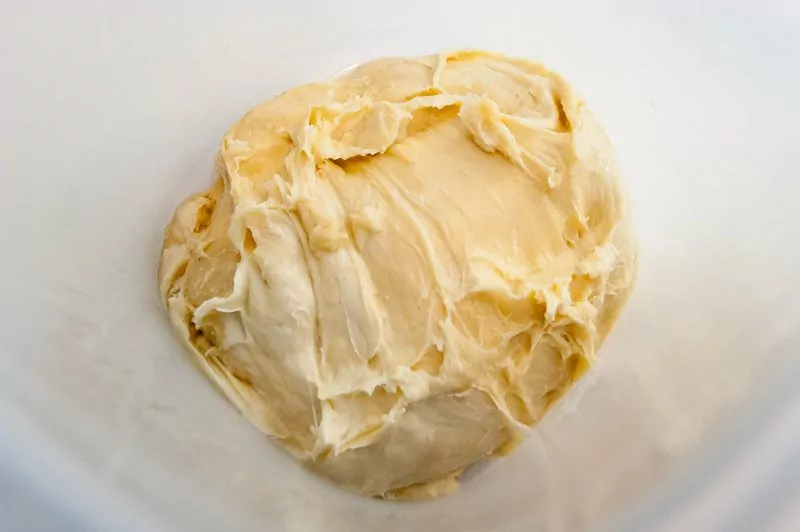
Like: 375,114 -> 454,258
2,1 -> 799,530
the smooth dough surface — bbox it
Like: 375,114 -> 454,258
159,50 -> 636,499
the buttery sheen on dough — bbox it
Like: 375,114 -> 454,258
159,50 -> 636,500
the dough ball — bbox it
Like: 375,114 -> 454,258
158,50 -> 636,500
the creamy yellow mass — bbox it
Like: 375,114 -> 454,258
158,50 -> 636,499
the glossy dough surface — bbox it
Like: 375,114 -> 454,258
159,50 -> 636,499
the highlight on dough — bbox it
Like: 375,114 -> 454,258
158,49 -> 637,500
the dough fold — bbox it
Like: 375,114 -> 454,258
159,50 -> 636,499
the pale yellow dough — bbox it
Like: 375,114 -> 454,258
159,50 -> 636,499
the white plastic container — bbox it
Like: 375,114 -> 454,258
2,1 -> 799,530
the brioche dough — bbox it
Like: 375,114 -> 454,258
158,50 -> 636,499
